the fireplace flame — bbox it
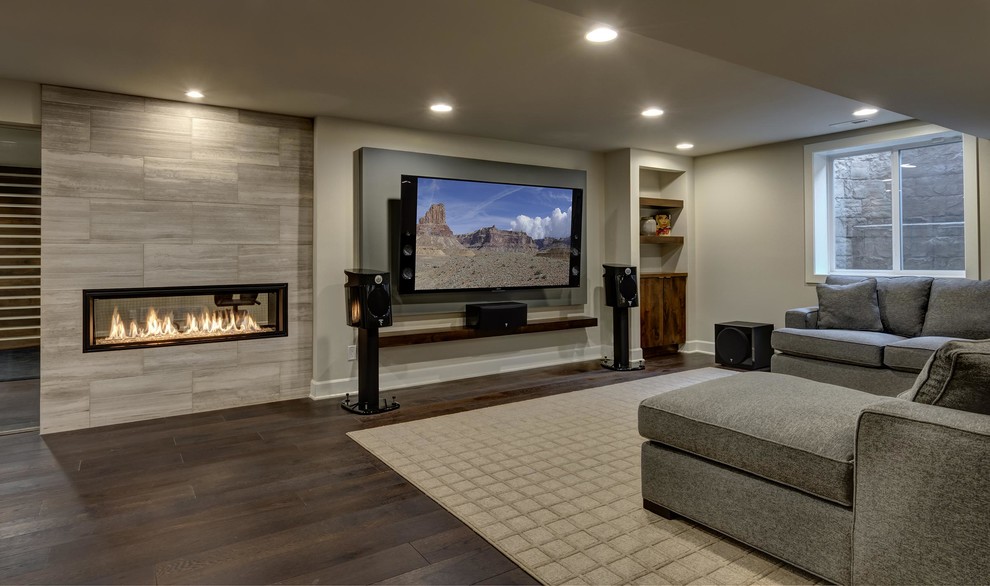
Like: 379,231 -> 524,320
105,305 -> 263,343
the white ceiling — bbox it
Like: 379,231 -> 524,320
2,0 -> 972,156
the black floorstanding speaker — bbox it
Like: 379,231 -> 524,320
602,264 -> 644,371
714,321 -> 774,370
342,269 -> 400,415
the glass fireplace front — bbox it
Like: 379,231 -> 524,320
83,284 -> 287,352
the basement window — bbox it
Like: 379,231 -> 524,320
804,124 -> 978,281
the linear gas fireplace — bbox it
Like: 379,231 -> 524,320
83,284 -> 287,352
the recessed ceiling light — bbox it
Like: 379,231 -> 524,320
853,107 -> 878,117
430,103 -> 453,113
882,178 -> 892,182
585,26 -> 618,43
641,108 -> 664,117
900,163 -> 916,168
185,90 -> 204,99
676,143 -> 694,150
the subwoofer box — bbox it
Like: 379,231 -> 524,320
466,302 -> 528,331
714,321 -> 773,370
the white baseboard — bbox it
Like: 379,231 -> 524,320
310,344 -> 605,400
681,340 -> 715,355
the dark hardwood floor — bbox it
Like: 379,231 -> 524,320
0,353 -> 716,585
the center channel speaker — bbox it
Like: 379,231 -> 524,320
466,302 -> 527,331
714,321 -> 773,370
603,264 -> 638,308
344,269 -> 392,329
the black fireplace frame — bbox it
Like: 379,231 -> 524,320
82,283 -> 288,353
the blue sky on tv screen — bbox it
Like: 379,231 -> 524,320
417,177 -> 574,239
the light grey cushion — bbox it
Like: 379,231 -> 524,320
921,278 -> 990,338
884,336 -> 962,372
772,328 -> 905,367
826,275 -> 933,336
817,279 -> 882,331
638,372 -> 889,505
900,338 -> 990,415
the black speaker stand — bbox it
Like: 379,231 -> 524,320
341,326 -> 401,415
602,306 -> 645,371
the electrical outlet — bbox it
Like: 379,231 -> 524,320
347,345 -> 357,361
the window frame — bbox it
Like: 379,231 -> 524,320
805,124 -> 978,282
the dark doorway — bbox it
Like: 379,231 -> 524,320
0,124 -> 40,434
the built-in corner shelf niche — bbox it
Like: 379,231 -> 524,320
638,167 -> 685,274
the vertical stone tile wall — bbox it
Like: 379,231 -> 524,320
40,86 -> 313,433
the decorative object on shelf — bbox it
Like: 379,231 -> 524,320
640,216 -> 657,236
655,213 -> 671,236
342,269 -> 399,415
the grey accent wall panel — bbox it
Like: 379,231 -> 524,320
359,147 -> 587,315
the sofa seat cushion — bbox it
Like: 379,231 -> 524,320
639,372 -> 889,505
771,328 -> 905,367
884,336 -> 962,372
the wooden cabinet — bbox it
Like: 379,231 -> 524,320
640,273 -> 686,357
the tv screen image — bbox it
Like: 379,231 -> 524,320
399,175 -> 582,293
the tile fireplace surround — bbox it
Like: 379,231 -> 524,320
40,85 -> 313,433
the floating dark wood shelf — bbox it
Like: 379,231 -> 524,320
639,197 -> 683,209
640,235 -> 684,245
380,315 -> 598,347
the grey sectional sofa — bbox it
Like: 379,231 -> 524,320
771,276 -> 990,396
639,341 -> 990,584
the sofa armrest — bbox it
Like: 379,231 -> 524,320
784,306 -> 819,329
853,401 -> 990,585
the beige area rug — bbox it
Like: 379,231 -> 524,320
348,368 -> 824,586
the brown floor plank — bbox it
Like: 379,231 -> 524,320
278,543 -> 431,585
374,547 -> 521,585
0,354 -> 715,584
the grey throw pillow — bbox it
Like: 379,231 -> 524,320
817,279 -> 883,331
901,339 -> 990,416
921,279 -> 990,339
876,277 -> 933,337
826,276 -> 932,336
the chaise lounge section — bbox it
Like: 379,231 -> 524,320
639,341 -> 990,584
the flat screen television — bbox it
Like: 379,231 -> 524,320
397,174 -> 583,294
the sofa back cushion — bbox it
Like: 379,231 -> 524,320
900,338 -> 990,415
817,278 -> 883,331
921,278 -> 990,338
825,275 -> 932,337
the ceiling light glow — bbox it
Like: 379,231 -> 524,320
185,90 -> 204,99
853,107 -> 878,117
430,103 -> 453,113
900,163 -> 916,168
586,27 -> 618,43
641,108 -> 664,117
676,143 -> 694,150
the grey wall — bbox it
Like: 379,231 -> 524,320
691,121 -> 987,349
312,117 -> 605,398
40,86 -> 313,433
